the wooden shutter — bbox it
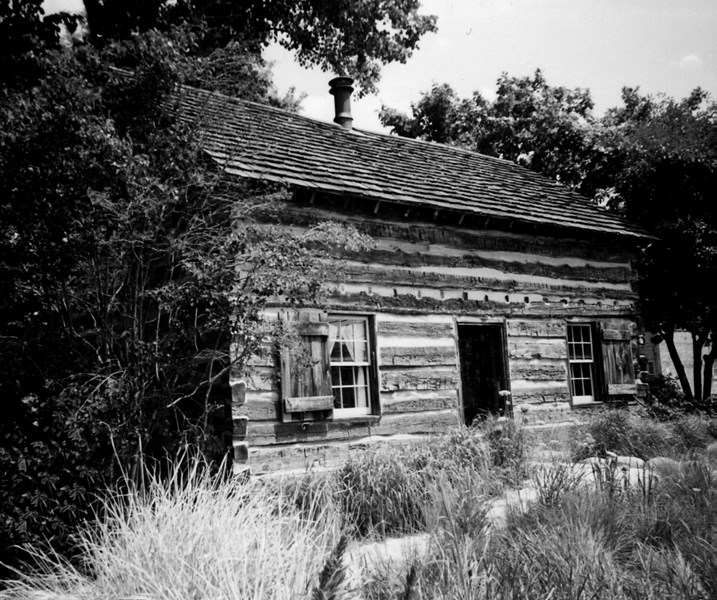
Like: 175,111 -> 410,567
280,310 -> 333,421
600,326 -> 636,396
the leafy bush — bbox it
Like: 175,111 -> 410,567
646,374 -> 716,418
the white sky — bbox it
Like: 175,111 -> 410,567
46,0 -> 716,133
267,0 -> 717,132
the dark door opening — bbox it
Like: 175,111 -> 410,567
458,324 -> 509,425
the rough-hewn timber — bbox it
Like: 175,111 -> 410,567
234,203 -> 641,474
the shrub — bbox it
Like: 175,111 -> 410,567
646,374 -> 716,417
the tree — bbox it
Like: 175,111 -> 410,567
605,88 -> 717,403
0,27 -> 371,568
0,0 -> 80,85
379,70 -> 618,195
81,0 -> 437,95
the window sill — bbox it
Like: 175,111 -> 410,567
332,414 -> 381,425
571,399 -> 604,408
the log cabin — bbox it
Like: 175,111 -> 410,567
179,77 -> 649,474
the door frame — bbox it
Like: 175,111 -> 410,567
454,318 -> 512,422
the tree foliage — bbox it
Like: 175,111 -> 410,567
81,0 -> 437,96
606,89 -> 717,403
0,19 -> 372,570
380,70 -> 619,195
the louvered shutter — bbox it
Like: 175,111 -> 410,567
600,326 -> 636,396
280,310 -> 334,421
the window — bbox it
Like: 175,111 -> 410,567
567,324 -> 599,404
329,316 -> 372,417
567,322 -> 639,405
279,310 -> 376,421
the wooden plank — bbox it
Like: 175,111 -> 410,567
372,409 -> 460,436
601,340 -> 635,385
235,394 -> 280,421
510,360 -> 567,381
511,386 -> 570,404
249,442 -> 352,474
608,383 -> 637,396
243,366 -> 278,393
340,265 -> 636,299
380,390 -> 459,414
377,320 -> 454,338
248,419 -> 375,446
328,293 -> 638,318
230,380 -> 246,406
295,321 -> 330,337
379,346 -> 457,367
277,207 -> 632,263
507,319 -> 567,338
344,248 -> 634,284
508,339 -> 567,360
601,329 -> 632,341
280,312 -> 331,405
284,395 -> 334,413
380,367 -> 460,391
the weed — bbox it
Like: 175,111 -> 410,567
311,534 -> 349,600
479,416 -> 527,486
532,461 -> 585,506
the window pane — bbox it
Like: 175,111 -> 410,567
340,365 -> 355,386
342,385 -> 356,409
331,365 -> 342,386
354,384 -> 369,408
330,340 -> 342,361
568,325 -> 596,401
353,340 -> 368,362
329,316 -> 372,414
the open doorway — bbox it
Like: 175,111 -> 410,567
457,323 -> 509,425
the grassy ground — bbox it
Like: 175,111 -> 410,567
1,410 -> 715,599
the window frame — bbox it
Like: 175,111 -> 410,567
567,322 -> 603,405
328,313 -> 379,419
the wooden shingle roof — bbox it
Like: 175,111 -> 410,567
178,86 -> 646,239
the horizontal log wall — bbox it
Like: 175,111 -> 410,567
233,205 -> 642,472
259,208 -> 639,315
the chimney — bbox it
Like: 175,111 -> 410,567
329,76 -> 354,130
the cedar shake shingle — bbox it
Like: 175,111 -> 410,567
177,86 -> 646,239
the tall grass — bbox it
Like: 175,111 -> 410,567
335,446 -> 433,538
397,451 -> 716,600
0,458 -> 343,600
579,409 -> 713,460
327,430 -> 498,540
3,417 -> 713,600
